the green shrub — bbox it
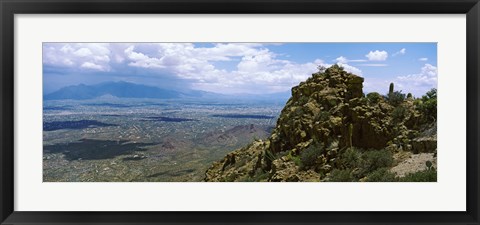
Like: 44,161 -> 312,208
287,153 -> 302,167
300,143 -> 324,169
329,169 -> 355,182
400,169 -> 437,182
392,106 -> 408,122
318,111 -> 331,121
241,169 -> 270,182
224,173 -> 238,182
317,65 -> 327,73
425,161 -> 433,170
365,168 -> 397,182
416,88 -> 437,123
386,90 -> 406,106
359,149 -> 394,176
293,157 -> 302,167
264,150 -> 277,162
338,147 -> 362,169
424,88 -> 437,99
326,64 -> 344,73
366,92 -> 382,104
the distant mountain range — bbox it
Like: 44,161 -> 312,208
44,81 -> 290,102
44,82 -> 180,100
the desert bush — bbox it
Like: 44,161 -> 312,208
392,106 -> 408,122
286,152 -> 303,167
300,143 -> 324,169
317,65 -> 327,73
365,168 -> 397,182
224,173 -> 238,182
386,90 -> 406,106
264,150 -> 277,162
329,169 -> 355,182
416,88 -> 437,123
241,169 -> 270,182
425,161 -> 434,170
338,147 -> 362,169
292,156 -> 302,167
359,149 -> 394,176
400,169 -> 437,182
366,92 -> 383,104
317,111 -> 331,121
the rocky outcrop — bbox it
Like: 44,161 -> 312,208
270,157 -> 321,182
268,66 -> 397,157
411,124 -> 437,154
204,65 -> 436,182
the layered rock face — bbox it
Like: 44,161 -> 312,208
204,65 -> 436,182
269,65 -> 393,155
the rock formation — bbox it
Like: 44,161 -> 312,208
205,65 -> 437,182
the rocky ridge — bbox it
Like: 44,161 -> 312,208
205,65 -> 437,182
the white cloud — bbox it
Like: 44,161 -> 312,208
395,64 -> 437,96
396,64 -> 437,95
335,56 -> 366,64
392,48 -> 406,56
74,48 -> 93,57
365,50 -> 388,61
43,43 -> 112,70
124,45 -> 164,68
121,43 -> 326,94
337,63 -> 363,76
419,57 -> 428,61
81,62 -> 105,71
43,43 -> 363,94
336,56 -> 348,64
363,64 -> 437,97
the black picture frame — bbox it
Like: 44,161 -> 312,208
1,0 -> 479,224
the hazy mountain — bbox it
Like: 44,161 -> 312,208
44,81 -> 291,102
44,82 -> 183,100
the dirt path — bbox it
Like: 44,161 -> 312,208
390,153 -> 436,177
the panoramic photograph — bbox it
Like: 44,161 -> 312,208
43,43 -> 437,182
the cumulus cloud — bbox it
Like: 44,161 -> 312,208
365,50 -> 388,61
45,43 -> 336,94
81,62 -> 106,71
392,48 -> 406,56
363,64 -> 437,97
395,64 -> 437,94
337,63 -> 363,76
335,56 -> 348,64
335,56 -> 366,64
43,43 -> 111,71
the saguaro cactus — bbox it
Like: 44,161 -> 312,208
348,123 -> 353,148
389,82 -> 394,95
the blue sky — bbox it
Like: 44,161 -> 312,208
43,43 -> 437,97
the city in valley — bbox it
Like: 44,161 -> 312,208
43,97 -> 283,181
